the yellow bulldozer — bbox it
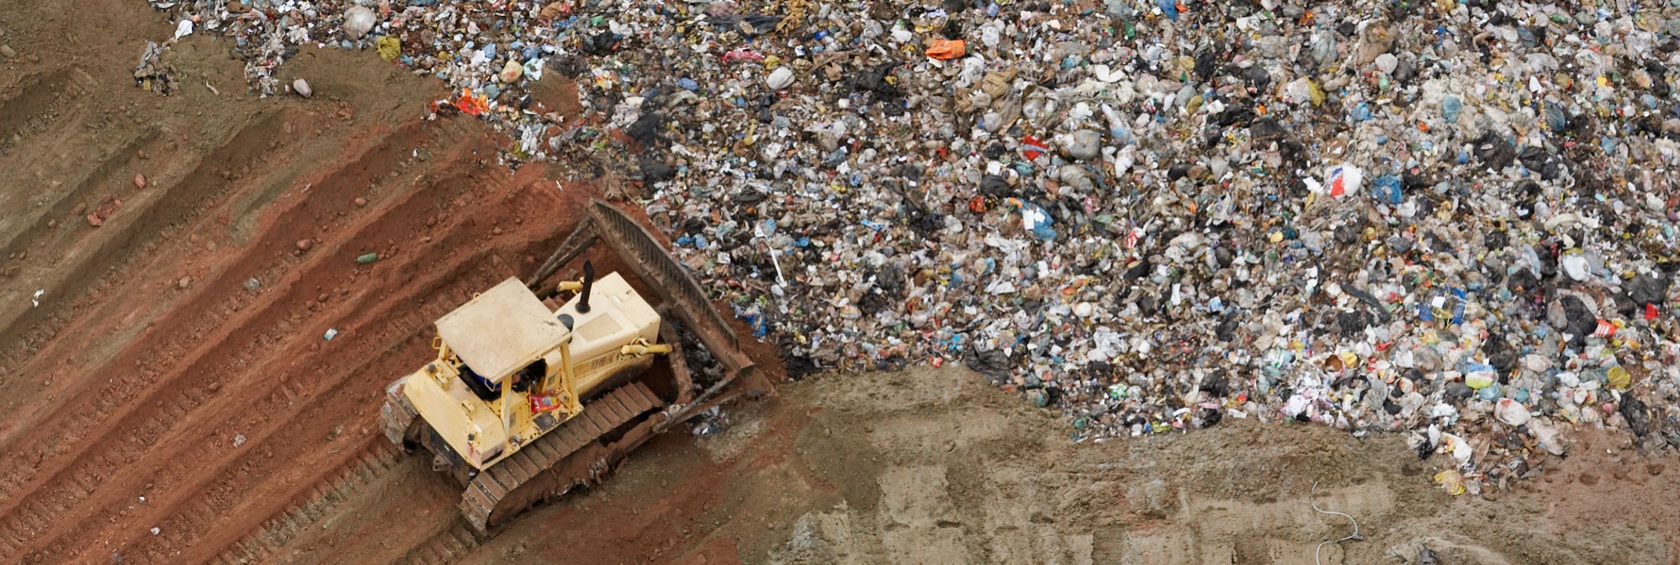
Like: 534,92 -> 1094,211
380,200 -> 765,534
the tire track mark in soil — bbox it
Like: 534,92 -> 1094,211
0,109 -> 294,427
5,129 -> 580,564
99,245 -> 508,565
0,127 -> 161,260
0,120 -> 483,562
0,112 -> 436,435
394,523 -> 485,565
214,444 -> 418,565
218,446 -> 474,565
0,109 -> 433,450
140,178 -> 582,565
0,128 -> 161,365
0,68 -> 82,156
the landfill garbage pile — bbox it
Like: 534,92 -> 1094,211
145,0 -> 1680,492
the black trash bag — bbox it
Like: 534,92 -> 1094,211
1123,256 -> 1152,280
1242,65 -> 1271,92
1620,394 -> 1654,437
1474,131 -> 1516,170
1167,163 -> 1193,181
785,354 -> 822,380
1393,57 -> 1416,83
941,18 -> 963,39
1384,396 -> 1403,415
1250,118 -> 1286,142
1402,172 -> 1432,193
1199,370 -> 1230,397
1538,245 -> 1559,279
581,30 -> 618,55
1337,309 -> 1369,338
852,62 -> 905,98
1136,293 -> 1159,316
858,263 -> 906,315
1335,223 -> 1362,245
1193,408 -> 1222,428
1507,268 -> 1539,292
979,174 -> 1012,197
1627,274 -> 1670,308
1445,382 -> 1474,401
1414,438 -> 1434,460
966,348 -> 1013,385
1484,229 -> 1508,251
626,112 -> 665,145
1194,49 -> 1219,82
1215,315 -> 1240,342
1483,332 -> 1517,381
548,54 -> 589,78
1214,246 -> 1236,268
1561,295 -> 1597,346
1212,105 -> 1254,127
1517,146 -> 1564,180
639,156 -> 676,182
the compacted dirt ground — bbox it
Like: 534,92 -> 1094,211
1,2 -> 1678,565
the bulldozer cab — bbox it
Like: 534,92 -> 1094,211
436,278 -> 568,393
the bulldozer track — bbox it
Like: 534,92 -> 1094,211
395,523 -> 483,565
207,444 -> 407,565
460,380 -> 665,533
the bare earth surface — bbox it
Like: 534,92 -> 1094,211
0,2 -> 1677,564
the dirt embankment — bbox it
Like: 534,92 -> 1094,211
445,365 -> 1675,565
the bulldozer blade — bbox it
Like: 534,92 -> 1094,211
526,200 -> 762,403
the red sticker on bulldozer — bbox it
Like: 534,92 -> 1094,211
529,394 -> 562,413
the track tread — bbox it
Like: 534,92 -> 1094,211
457,382 -> 661,532
504,450 -> 540,483
516,447 -> 549,475
527,433 -> 562,463
603,394 -> 634,422
493,456 -> 531,486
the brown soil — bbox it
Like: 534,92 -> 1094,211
0,3 -> 1676,565
441,366 -> 1678,565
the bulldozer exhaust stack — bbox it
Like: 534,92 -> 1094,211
576,261 -> 594,314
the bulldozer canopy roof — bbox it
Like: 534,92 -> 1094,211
435,277 -> 568,383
